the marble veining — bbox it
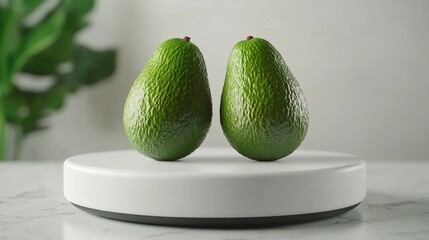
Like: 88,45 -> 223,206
1,159 -> 429,240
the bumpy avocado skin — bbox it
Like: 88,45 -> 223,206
220,38 -> 309,161
124,38 -> 212,161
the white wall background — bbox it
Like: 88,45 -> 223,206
22,0 -> 429,161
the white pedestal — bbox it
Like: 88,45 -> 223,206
63,148 -> 365,227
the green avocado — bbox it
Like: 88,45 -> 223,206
220,36 -> 309,161
124,37 -> 212,161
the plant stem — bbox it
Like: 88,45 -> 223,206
12,126 -> 23,160
0,100 -> 7,161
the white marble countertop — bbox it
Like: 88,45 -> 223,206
1,159 -> 428,240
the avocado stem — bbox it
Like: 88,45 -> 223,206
183,36 -> 191,42
246,36 -> 254,40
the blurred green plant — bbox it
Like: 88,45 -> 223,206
0,0 -> 116,160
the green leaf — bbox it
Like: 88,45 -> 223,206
66,0 -> 95,16
8,44 -> 116,135
0,7 -> 17,51
10,0 -> 25,18
22,29 -> 75,75
5,86 -> 66,135
23,0 -> 44,16
2,0 -> 117,153
21,0 -> 95,75
12,7 -> 65,74
56,45 -> 116,92
63,0 -> 95,31
0,7 -> 17,97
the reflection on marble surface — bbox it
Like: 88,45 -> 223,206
1,160 -> 429,240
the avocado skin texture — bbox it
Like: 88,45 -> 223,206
220,37 -> 309,161
124,38 -> 212,161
